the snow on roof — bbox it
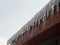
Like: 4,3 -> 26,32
7,0 -> 60,44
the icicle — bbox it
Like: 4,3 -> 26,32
28,26 -> 30,31
32,22 -> 34,26
42,12 -> 46,22
56,2 -> 59,12
44,12 -> 47,20
56,2 -> 59,16
38,16 -> 41,25
47,10 -> 50,17
50,0 -> 56,16
13,35 -> 18,43
21,31 -> 24,35
51,4 -> 54,15
25,26 -> 28,31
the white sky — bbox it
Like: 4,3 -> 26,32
0,0 -> 50,44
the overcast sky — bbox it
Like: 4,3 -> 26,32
0,0 -> 50,41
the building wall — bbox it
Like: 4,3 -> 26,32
39,36 -> 60,45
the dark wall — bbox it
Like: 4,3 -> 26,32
39,36 -> 60,45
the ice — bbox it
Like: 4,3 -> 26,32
7,0 -> 60,45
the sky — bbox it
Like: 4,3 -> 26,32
0,0 -> 50,45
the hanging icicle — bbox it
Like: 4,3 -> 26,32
7,0 -> 60,45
